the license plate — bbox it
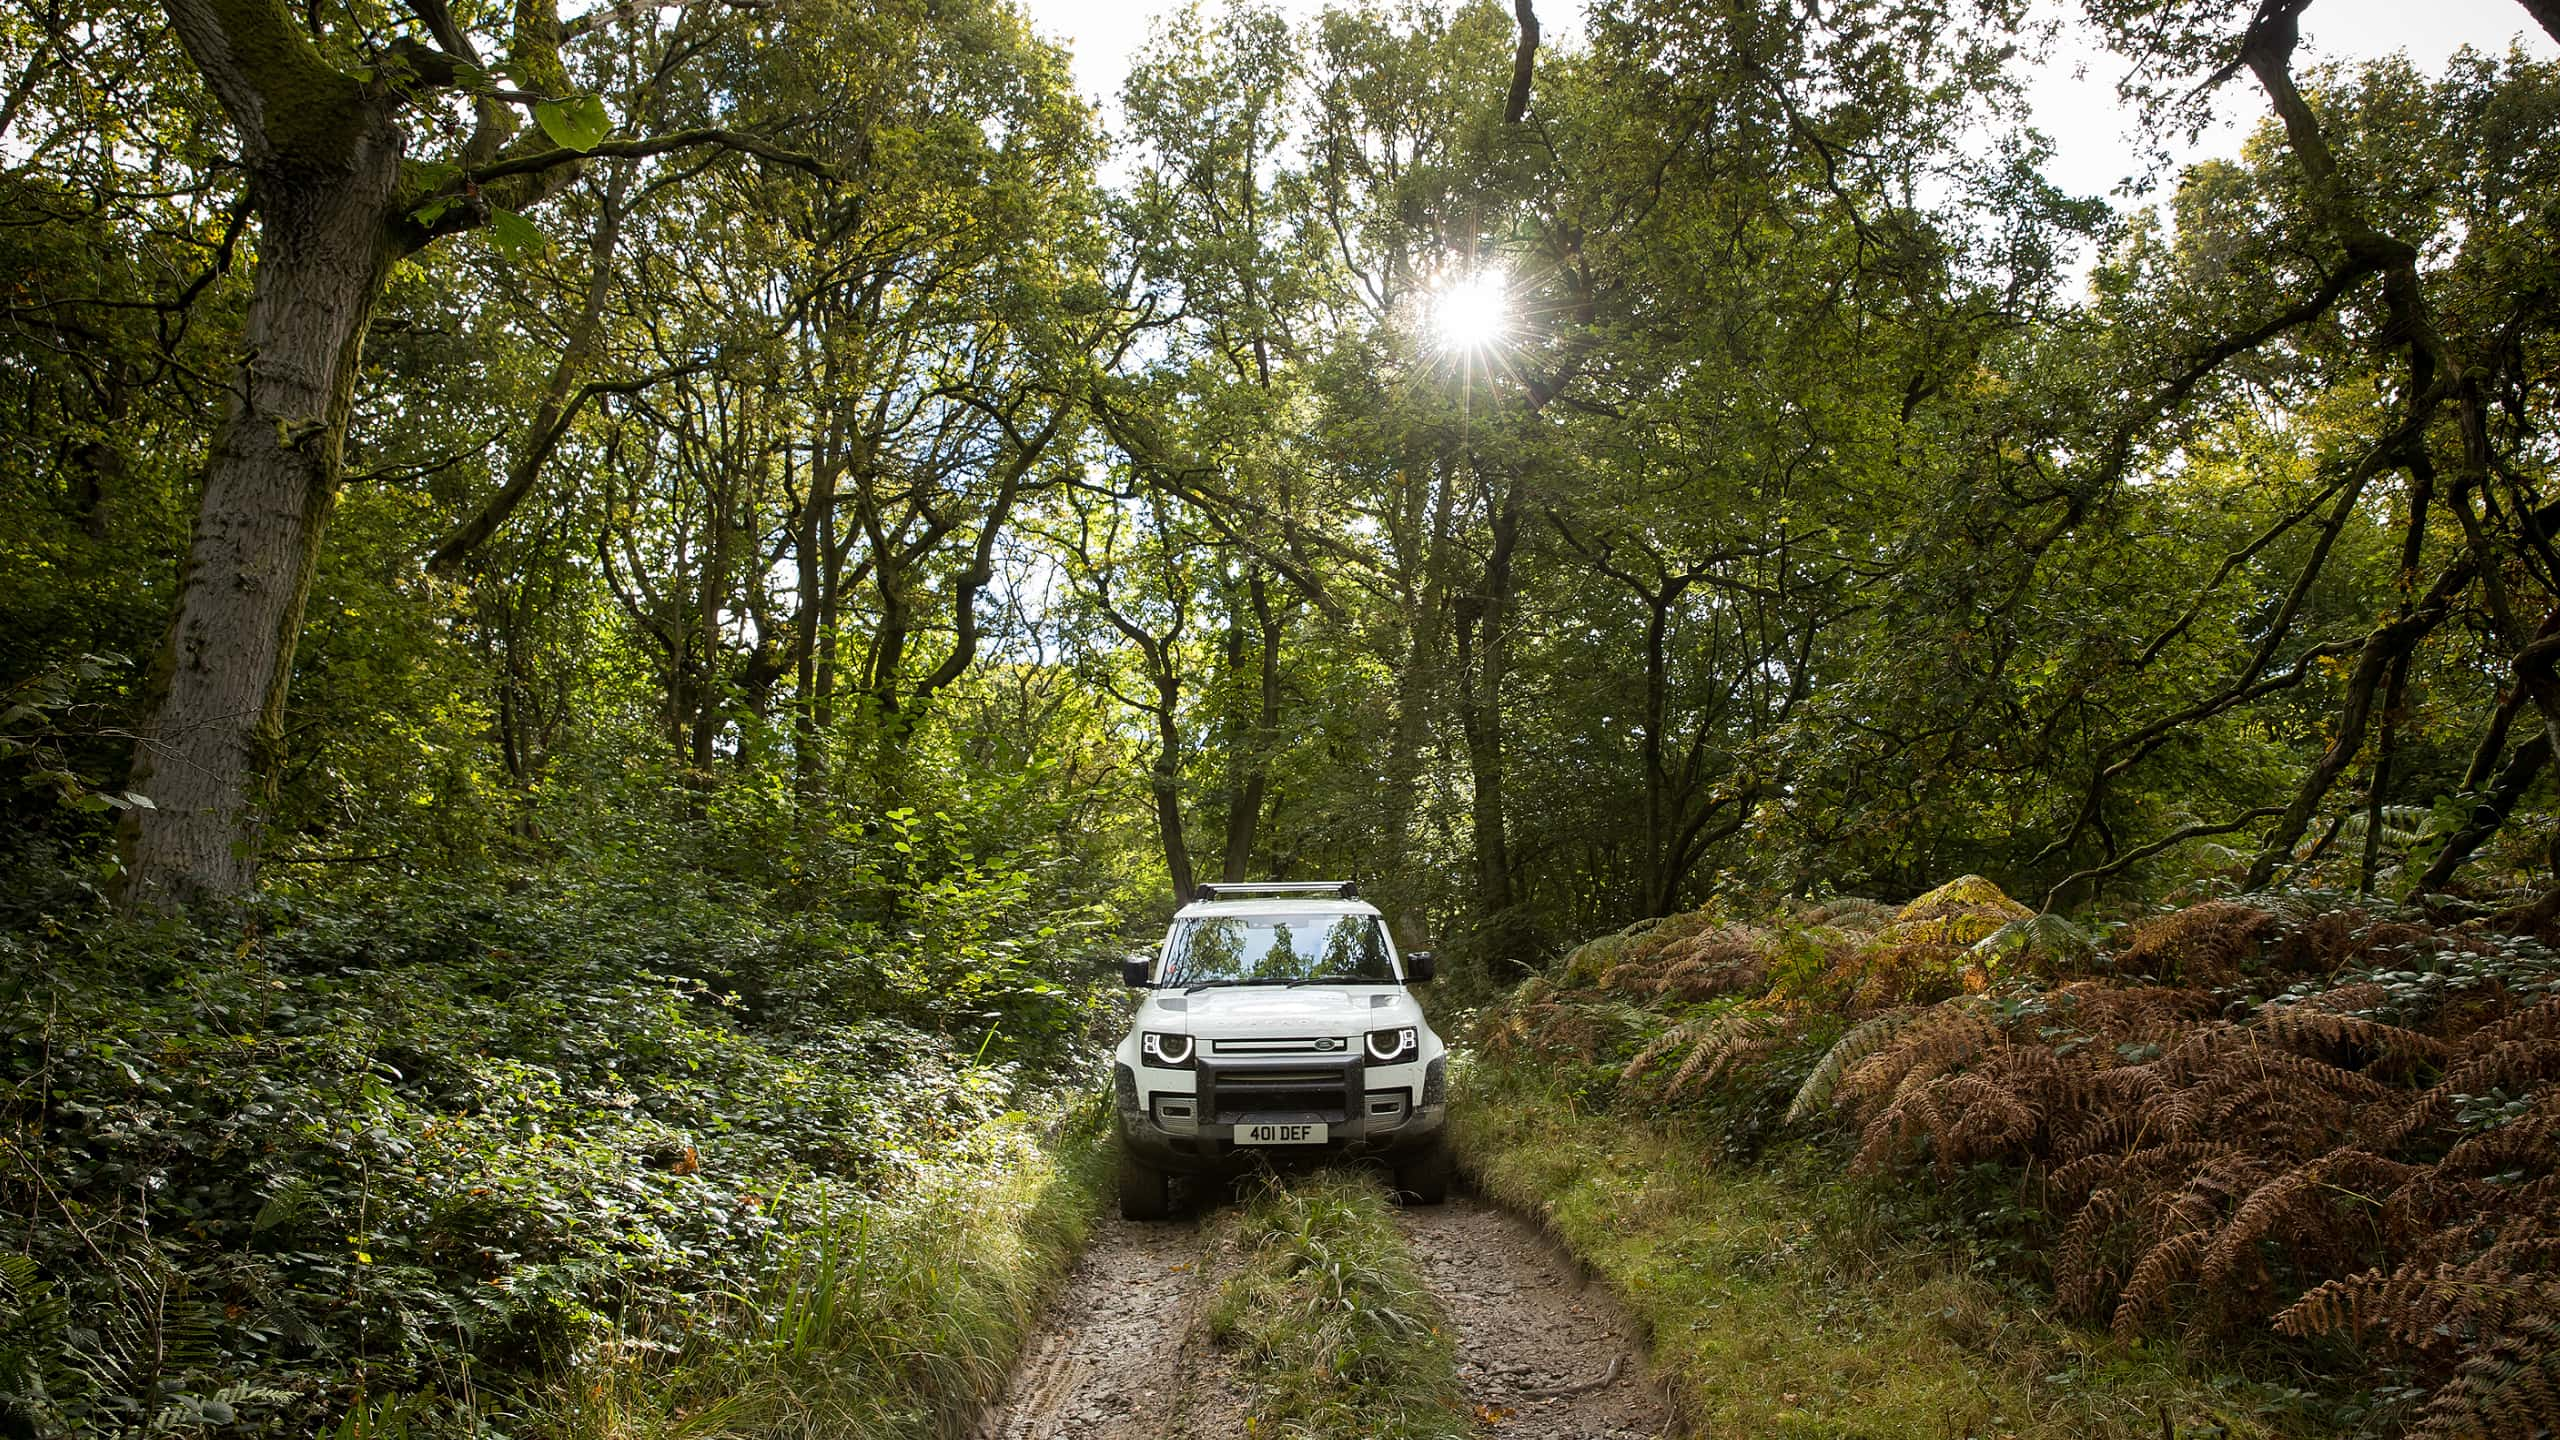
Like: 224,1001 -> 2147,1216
1237,1122 -> 1327,1145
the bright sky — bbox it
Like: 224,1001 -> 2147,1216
1019,0 -> 2557,201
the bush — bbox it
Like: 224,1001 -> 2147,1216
1473,884 -> 2560,1437
0,867 -> 1117,1437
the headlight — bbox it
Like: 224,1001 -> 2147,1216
1365,1026 -> 1418,1063
1140,1031 -> 1195,1067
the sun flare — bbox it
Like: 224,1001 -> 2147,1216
1431,268 -> 1510,353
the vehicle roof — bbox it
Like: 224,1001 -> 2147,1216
1171,897 -> 1383,920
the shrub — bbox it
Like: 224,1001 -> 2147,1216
0,869 -> 1114,1437
1481,884 -> 2560,1436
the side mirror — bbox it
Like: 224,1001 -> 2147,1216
1122,956 -> 1153,988
1404,950 -> 1436,984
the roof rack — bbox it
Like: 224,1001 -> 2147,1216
1192,880 -> 1360,902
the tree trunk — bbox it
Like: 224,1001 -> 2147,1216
1638,581 -> 1691,916
1455,472 -> 1523,918
793,439 -> 841,806
2517,0 -> 2560,47
688,477 -> 735,772
1221,573 -> 1283,882
2418,730 -> 2551,894
118,123 -> 403,910
1391,465 -> 1453,796
426,162 -> 633,575
2243,565 -> 2463,889
1152,668 -> 1194,903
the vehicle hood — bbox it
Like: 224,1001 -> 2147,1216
1138,985 -> 1424,1036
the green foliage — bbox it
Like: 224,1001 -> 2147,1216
0,866 -> 1117,1437
549,1119 -> 1111,1440
530,96 -> 610,154
8,0 -> 2560,1430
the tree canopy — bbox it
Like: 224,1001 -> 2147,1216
5,0 -> 2559,958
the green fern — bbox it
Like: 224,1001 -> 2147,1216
2335,804 -> 2434,848
1788,1008 -> 1920,1124
1965,913 -> 2097,976
0,1252 -> 74,1427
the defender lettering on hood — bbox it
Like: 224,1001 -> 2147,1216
1109,881 -> 1452,1220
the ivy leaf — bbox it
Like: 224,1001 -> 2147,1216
486,208 -> 547,256
534,95 -> 612,153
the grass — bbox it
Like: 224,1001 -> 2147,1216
1452,1059 -> 2344,1440
1207,1170 -> 1474,1440
541,1108 -> 1113,1440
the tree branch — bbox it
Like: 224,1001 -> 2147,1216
461,127 -> 833,189
2044,808 -> 2285,912
1504,0 -> 1539,124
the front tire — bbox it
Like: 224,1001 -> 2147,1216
1117,1146 -> 1172,1221
1391,1139 -> 1451,1205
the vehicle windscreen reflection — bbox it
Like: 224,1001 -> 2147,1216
1161,914 -> 1395,986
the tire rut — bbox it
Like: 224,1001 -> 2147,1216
981,1186 -> 1669,1439
1398,1194 -> 1673,1438
974,1211 -> 1247,1440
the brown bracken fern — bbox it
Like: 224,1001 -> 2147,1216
1810,907 -> 2560,1438
1509,883 -> 2560,1435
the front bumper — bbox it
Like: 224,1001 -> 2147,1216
1114,1056 -> 1447,1171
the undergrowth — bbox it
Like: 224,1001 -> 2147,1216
1468,877 -> 2560,1438
549,1118 -> 1111,1440
1455,1062 -> 2321,1439
0,866 -> 1121,1438
1208,1170 -> 1470,1440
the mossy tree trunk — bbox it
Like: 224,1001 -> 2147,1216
117,0 -> 822,906
118,2 -> 404,909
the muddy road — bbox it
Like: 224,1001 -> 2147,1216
975,1187 -> 1672,1439
972,1210 -> 1249,1440
1400,1195 -> 1671,1437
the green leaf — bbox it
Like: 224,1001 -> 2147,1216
486,208 -> 548,256
535,94 -> 612,153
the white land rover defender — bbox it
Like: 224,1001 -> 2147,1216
1110,881 -> 1450,1220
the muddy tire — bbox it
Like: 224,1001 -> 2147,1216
1391,1139 -> 1451,1205
1117,1146 -> 1172,1220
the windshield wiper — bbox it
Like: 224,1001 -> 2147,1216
1179,978 -> 1262,994
1283,974 -> 1370,987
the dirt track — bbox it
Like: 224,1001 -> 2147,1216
1402,1194 -> 1671,1437
975,1186 -> 1670,1439
973,1207 -> 1250,1440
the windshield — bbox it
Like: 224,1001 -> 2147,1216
1160,913 -> 1396,986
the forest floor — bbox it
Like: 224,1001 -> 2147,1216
973,1180 -> 1672,1439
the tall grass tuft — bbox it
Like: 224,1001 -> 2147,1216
1208,1170 -> 1472,1440
540,1112 -> 1110,1440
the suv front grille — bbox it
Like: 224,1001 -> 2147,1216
1209,1036 -> 1351,1057
1204,1061 -> 1356,1124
